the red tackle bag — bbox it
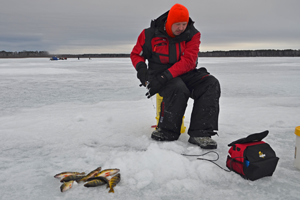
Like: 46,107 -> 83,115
226,130 -> 279,181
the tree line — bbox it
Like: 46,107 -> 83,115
0,49 -> 300,58
198,49 -> 300,57
0,51 -> 49,58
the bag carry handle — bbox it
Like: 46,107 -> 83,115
228,130 -> 269,147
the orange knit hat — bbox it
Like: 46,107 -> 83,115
165,4 -> 189,38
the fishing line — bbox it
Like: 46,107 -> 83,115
149,96 -> 155,110
139,81 -> 156,110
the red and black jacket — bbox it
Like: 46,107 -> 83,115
130,11 -> 201,80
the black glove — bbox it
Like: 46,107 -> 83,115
136,63 -> 148,87
146,74 -> 168,98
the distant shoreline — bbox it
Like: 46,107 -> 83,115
0,49 -> 299,58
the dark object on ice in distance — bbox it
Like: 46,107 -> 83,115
50,56 -> 59,61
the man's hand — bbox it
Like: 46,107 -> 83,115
146,74 -> 168,98
136,63 -> 148,87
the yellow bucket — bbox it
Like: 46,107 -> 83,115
295,126 -> 300,169
155,94 -> 186,133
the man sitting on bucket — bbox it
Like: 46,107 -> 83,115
130,4 -> 221,149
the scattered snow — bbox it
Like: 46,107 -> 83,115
0,57 -> 300,199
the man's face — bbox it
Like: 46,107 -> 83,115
171,22 -> 188,36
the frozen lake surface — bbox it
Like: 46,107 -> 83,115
0,57 -> 300,199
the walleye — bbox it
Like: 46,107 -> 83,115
84,177 -> 108,187
54,172 -> 85,179
60,180 -> 74,192
108,173 -> 121,193
60,175 -> 86,183
77,167 -> 102,183
94,169 -> 120,178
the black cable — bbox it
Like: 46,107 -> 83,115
182,151 -> 219,161
182,151 -> 245,173
197,158 -> 231,172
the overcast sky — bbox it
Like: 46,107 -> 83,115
0,0 -> 299,54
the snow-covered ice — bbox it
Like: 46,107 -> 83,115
0,57 -> 300,199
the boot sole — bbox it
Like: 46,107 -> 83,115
200,144 -> 217,149
151,134 -> 179,141
151,134 -> 165,141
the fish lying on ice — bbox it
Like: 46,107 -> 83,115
84,176 -> 109,187
54,172 -> 85,179
60,180 -> 74,192
108,173 -> 121,193
60,175 -> 86,183
77,167 -> 102,183
94,169 -> 120,178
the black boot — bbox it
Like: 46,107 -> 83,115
188,137 -> 217,149
151,128 -> 180,141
